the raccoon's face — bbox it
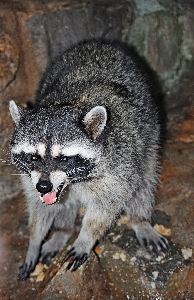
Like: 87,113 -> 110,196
9,101 -> 107,205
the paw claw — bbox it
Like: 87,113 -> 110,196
18,261 -> 35,281
62,247 -> 75,265
62,247 -> 88,271
148,235 -> 169,255
161,236 -> 169,248
135,223 -> 169,256
142,238 -> 148,248
71,253 -> 88,272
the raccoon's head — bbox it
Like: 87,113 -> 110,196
9,100 -> 107,205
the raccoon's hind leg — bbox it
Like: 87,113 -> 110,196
130,218 -> 168,254
125,192 -> 168,255
40,202 -> 78,265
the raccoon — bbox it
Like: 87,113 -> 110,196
9,41 -> 168,281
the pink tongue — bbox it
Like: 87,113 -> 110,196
43,191 -> 57,205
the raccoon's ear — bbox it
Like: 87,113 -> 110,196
83,106 -> 107,140
9,100 -> 25,125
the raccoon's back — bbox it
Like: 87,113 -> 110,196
35,41 -> 155,113
35,41 -> 159,168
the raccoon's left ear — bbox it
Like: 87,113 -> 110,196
9,100 -> 25,125
83,106 -> 107,140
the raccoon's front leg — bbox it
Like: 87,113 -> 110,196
18,208 -> 55,281
40,203 -> 78,265
63,207 -> 113,271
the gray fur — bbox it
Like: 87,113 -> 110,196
9,41 -> 168,280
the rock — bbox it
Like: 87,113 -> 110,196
11,218 -> 191,299
40,251 -> 110,300
0,102 -> 21,202
0,32 -> 19,91
157,106 -> 194,248
127,0 -> 194,112
165,266 -> 194,299
128,5 -> 183,93
26,1 -> 132,73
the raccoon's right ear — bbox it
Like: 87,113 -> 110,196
9,100 -> 25,125
83,106 -> 107,140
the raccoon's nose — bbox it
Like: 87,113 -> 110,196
36,180 -> 53,194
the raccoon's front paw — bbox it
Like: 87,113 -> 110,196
62,247 -> 89,271
18,261 -> 36,281
132,222 -> 168,255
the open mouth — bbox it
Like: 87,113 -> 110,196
40,183 -> 65,205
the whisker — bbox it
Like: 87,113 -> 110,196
11,174 -> 26,176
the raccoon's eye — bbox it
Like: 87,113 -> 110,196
31,154 -> 41,161
59,155 -> 68,161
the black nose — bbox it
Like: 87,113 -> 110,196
36,180 -> 53,194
